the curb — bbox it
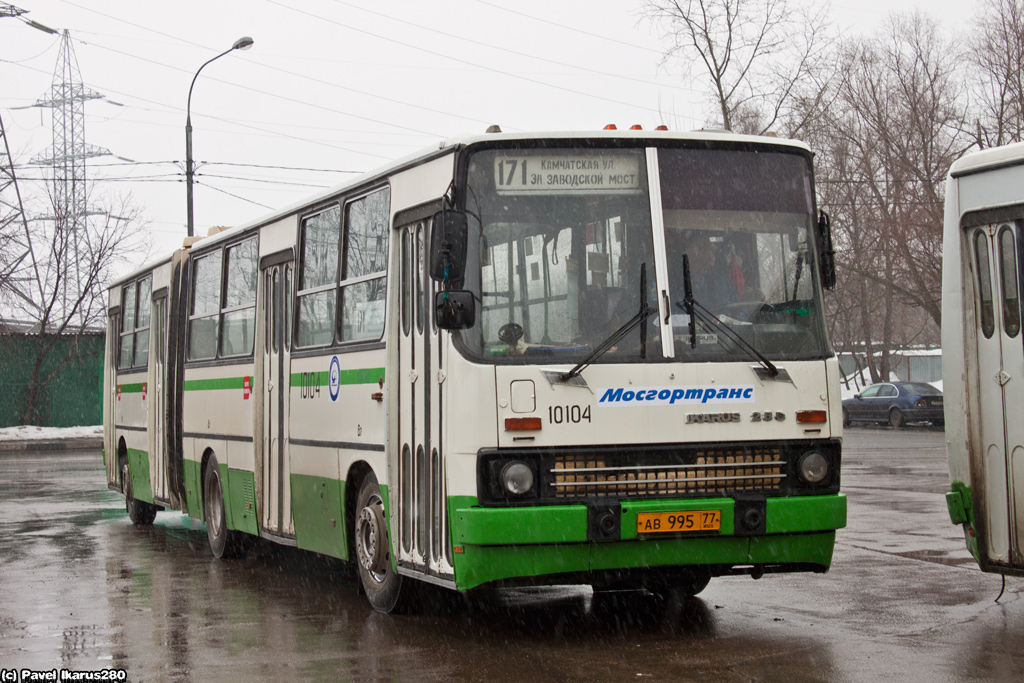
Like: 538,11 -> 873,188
0,438 -> 103,453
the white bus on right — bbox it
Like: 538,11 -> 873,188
944,141 -> 1024,575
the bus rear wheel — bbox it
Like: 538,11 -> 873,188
204,454 -> 246,559
354,472 -> 411,613
122,462 -> 156,525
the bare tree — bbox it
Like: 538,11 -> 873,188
970,0 -> 1024,147
809,14 -> 969,326
1,188 -> 146,425
643,0 -> 834,136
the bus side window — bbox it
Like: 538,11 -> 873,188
221,237 -> 259,357
339,187 -> 389,342
296,206 -> 341,347
998,225 -> 1021,338
189,252 -> 223,360
974,229 -> 995,339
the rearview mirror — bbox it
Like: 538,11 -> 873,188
435,290 -> 475,330
817,210 -> 836,290
429,210 -> 468,282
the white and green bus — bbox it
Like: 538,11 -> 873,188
104,128 -> 847,612
943,141 -> 1024,576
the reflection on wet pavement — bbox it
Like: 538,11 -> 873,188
0,432 -> 1022,682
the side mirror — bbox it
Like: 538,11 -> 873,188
435,290 -> 475,330
854,394 -> 861,400
817,210 -> 836,290
429,210 -> 468,282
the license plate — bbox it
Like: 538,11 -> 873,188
636,510 -> 721,534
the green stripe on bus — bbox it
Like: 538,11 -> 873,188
289,367 -> 385,387
119,382 -> 145,393
184,377 -> 246,391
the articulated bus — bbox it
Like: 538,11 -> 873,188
104,128 -> 847,612
943,141 -> 1024,576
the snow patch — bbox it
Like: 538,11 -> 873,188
0,425 -> 103,441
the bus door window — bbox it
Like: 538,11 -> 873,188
973,229 -> 996,339
998,225 -> 1021,338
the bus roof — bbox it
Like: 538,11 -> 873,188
110,129 -> 810,290
950,141 -> 1024,179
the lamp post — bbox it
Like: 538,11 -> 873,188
185,36 -> 254,238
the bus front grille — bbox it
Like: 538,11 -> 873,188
550,448 -> 785,498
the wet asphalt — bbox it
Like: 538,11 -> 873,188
0,427 -> 1021,682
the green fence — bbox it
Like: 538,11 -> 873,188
0,333 -> 105,428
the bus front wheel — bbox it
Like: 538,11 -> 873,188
204,454 -> 246,559
354,472 -> 410,613
123,462 -> 156,525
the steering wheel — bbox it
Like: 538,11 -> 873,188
498,323 -> 524,344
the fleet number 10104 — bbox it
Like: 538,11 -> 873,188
548,405 -> 592,424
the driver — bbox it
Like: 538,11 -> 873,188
671,232 -> 739,313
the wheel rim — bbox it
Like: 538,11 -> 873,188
890,409 -> 903,427
208,471 -> 223,539
122,464 -> 132,512
355,493 -> 389,583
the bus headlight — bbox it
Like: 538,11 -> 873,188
798,451 -> 828,484
501,461 -> 535,495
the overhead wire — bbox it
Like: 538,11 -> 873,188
472,0 -> 665,56
264,0 -> 670,116
328,0 -> 690,94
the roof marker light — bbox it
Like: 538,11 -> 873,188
604,124 -> 617,130
656,125 -> 669,131
630,124 -> 643,130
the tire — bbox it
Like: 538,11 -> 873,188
842,408 -> 851,427
204,454 -> 246,559
354,471 -> 412,613
123,462 -> 157,525
889,408 -> 905,429
651,569 -> 712,601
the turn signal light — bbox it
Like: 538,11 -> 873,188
505,417 -> 542,431
796,410 -> 828,424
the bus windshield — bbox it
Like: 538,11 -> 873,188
459,144 -> 830,363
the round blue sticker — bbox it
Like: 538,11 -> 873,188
329,356 -> 341,401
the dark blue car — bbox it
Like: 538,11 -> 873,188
841,382 -> 944,428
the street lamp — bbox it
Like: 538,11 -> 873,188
185,36 -> 254,238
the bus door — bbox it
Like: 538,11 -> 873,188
106,310 -> 119,487
150,294 -> 169,503
396,220 -> 453,580
262,263 -> 294,537
968,222 -> 1024,566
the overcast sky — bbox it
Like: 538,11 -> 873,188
1,0 -> 976,262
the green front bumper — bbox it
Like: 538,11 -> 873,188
450,493 -> 846,591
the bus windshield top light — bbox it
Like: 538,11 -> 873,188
796,410 -> 828,424
501,461 -> 535,495
505,417 -> 542,431
798,452 -> 829,484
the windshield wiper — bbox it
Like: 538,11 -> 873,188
562,263 -> 655,381
680,254 -> 779,378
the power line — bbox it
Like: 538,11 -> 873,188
472,0 -> 664,56
264,0 -> 669,116
328,0 -> 688,94
53,0 -> 495,132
